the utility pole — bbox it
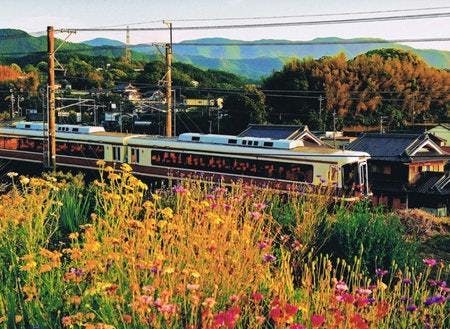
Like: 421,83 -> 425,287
380,116 -> 386,133
9,89 -> 14,120
125,26 -> 131,63
47,26 -> 56,171
318,95 -> 324,131
333,109 -> 337,149
164,21 -> 173,137
173,88 -> 176,136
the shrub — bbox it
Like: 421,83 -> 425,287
322,202 -> 418,272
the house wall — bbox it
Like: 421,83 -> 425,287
407,161 -> 446,184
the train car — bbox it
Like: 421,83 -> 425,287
126,133 -> 370,196
0,123 -> 370,197
0,122 -> 142,170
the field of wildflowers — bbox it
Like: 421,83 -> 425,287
0,163 -> 448,328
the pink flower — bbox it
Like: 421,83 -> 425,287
423,258 -> 437,267
250,211 -> 262,220
336,281 -> 348,292
213,306 -> 240,329
311,314 -> 325,327
262,254 -> 276,263
284,303 -> 298,318
290,324 -> 306,329
251,292 -> 264,303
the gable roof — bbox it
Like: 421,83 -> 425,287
238,124 -> 323,146
347,133 -> 446,162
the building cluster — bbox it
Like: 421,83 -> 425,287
242,124 -> 450,217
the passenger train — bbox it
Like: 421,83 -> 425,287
0,122 -> 370,196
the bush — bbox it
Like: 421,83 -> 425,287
322,202 -> 418,272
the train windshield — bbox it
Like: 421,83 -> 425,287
342,161 -> 369,195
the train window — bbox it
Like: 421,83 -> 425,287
263,142 -> 273,147
242,140 -> 247,145
131,148 -> 140,163
228,139 -> 237,144
56,141 -> 104,159
25,124 -> 31,129
112,146 -> 121,162
254,141 -> 259,146
72,128 -> 79,132
191,136 -> 200,142
150,150 -> 313,183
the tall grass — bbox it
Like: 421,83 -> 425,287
0,166 -> 448,328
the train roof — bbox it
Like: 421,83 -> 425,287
0,122 -> 143,144
127,134 -> 370,164
0,122 -> 370,163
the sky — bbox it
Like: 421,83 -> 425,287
1,0 -> 450,50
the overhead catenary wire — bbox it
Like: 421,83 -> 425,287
58,12 -> 450,32
89,5 -> 450,27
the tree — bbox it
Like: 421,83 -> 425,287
223,85 -> 267,134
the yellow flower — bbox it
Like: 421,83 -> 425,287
69,232 -> 79,240
152,194 -> 161,201
191,270 -> 201,279
378,281 -> 387,290
19,176 -> 30,185
7,172 -> 18,178
15,315 -> 22,323
121,163 -> 133,173
164,267 -> 175,274
21,261 -> 37,272
96,159 -> 106,166
161,207 -> 174,220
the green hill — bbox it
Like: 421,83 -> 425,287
1,29 -> 449,80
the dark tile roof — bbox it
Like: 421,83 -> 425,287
238,124 -> 306,140
347,133 -> 423,161
410,172 -> 450,195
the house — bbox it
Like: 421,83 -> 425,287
238,124 -> 324,147
112,83 -> 141,102
347,133 -> 450,214
428,124 -> 450,146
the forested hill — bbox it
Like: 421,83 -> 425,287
1,29 -> 449,80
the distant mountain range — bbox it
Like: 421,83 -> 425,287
1,29 -> 449,79
83,37 -> 450,79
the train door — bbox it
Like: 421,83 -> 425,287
112,146 -> 122,162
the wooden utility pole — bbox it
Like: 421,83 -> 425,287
164,21 -> 173,137
47,26 -> 56,170
165,43 -> 172,136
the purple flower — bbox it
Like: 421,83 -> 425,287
172,185 -> 187,194
262,254 -> 276,263
402,278 -> 412,285
406,305 -> 417,312
428,279 -> 437,287
424,295 -> 445,306
70,268 -> 84,277
423,258 -> 437,267
258,241 -> 269,250
367,297 -> 376,304
438,280 -> 447,288
375,268 -> 388,277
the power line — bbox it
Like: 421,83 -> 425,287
58,12 -> 450,32
89,6 -> 450,27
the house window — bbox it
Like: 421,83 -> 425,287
371,165 -> 379,173
383,165 -> 391,175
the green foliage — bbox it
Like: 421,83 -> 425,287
322,202 -> 418,272
222,85 -> 267,133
